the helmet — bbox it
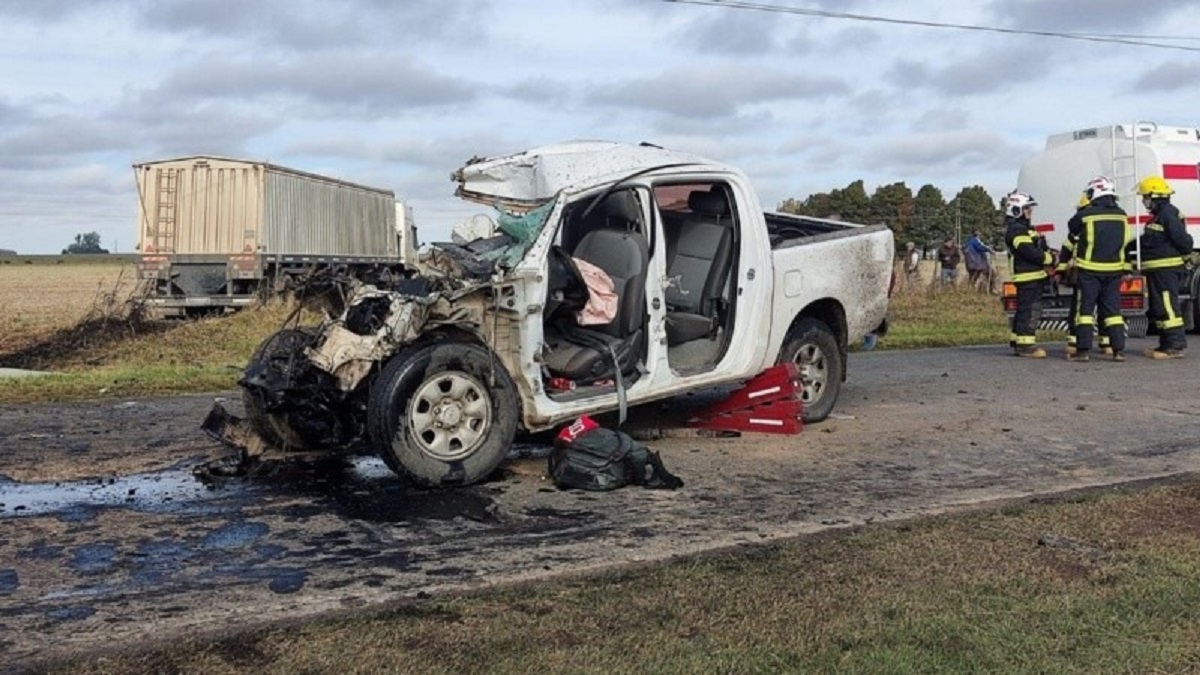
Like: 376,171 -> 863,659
1136,175 -> 1174,198
1085,176 -> 1116,201
1005,191 -> 1037,218
1076,193 -> 1090,209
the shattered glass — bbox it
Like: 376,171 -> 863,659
482,200 -> 556,268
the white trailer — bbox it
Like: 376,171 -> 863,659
1010,122 -> 1200,333
135,156 -> 416,317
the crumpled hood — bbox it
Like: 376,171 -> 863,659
453,141 -> 709,205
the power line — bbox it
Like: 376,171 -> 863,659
663,0 -> 1200,52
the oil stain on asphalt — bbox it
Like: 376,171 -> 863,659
0,455 -> 508,627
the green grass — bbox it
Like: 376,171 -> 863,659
0,365 -> 241,403
44,479 -> 1200,674
880,285 -> 1065,350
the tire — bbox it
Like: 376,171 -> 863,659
1126,315 -> 1149,339
185,307 -> 223,319
242,328 -> 320,450
777,318 -> 843,424
367,341 -> 518,487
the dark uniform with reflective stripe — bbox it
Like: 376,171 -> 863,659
1140,200 -> 1193,352
1057,222 -> 1111,352
1005,213 -> 1051,350
1067,195 -> 1133,355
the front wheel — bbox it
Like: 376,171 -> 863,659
777,318 -> 843,423
367,341 -> 518,487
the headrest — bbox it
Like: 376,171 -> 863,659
599,191 -> 641,226
688,190 -> 729,217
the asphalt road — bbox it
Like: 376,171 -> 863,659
3,337 -> 1199,669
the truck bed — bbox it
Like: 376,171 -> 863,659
764,215 -> 893,357
764,211 -> 871,249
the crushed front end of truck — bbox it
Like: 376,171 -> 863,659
206,200 -> 555,485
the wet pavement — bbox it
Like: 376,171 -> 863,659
3,338 -> 1200,670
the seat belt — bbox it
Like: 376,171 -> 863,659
604,341 -> 627,426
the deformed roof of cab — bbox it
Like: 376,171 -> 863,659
453,141 -> 733,203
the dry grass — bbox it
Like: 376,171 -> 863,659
45,479 -> 1200,674
0,261 -> 313,401
0,301 -> 304,402
0,261 -> 136,355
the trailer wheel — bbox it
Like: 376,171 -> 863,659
777,318 -> 843,423
367,342 -> 518,487
185,307 -> 223,319
1125,315 -> 1148,339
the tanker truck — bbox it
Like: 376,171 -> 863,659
1008,122 -> 1200,335
135,156 -> 418,317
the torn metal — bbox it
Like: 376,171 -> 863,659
233,196 -> 550,456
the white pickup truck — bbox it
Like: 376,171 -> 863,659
238,142 -> 893,487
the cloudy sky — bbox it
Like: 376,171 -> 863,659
2,0 -> 1199,253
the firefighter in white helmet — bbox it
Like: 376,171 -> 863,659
1003,190 -> 1051,357
1136,175 -> 1192,358
1066,176 -> 1133,362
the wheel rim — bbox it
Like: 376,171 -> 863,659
407,371 -> 492,461
791,343 -> 827,406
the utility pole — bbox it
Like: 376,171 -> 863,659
955,202 -> 961,247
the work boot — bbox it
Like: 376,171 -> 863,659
1101,346 -> 1114,356
1015,346 -> 1047,359
1144,348 -> 1185,360
1112,350 -> 1126,362
1065,343 -> 1076,356
1066,350 -> 1090,362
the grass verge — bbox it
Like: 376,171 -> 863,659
44,478 -> 1200,674
0,302 -> 303,403
1,265 -> 1043,401
879,286 -> 1063,350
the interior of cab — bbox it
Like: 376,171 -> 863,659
656,182 -> 738,373
542,188 -> 651,398
539,181 -> 739,398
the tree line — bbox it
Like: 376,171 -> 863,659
63,231 -> 109,254
778,180 -> 1004,252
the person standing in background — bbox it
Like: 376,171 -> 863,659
904,242 -> 921,285
937,237 -> 961,285
963,229 -> 996,292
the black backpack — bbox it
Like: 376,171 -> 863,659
548,426 -> 683,491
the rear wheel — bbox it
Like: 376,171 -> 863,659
368,341 -> 518,487
1125,315 -> 1149,339
777,318 -> 843,423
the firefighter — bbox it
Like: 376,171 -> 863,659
1136,175 -> 1193,359
1066,176 -> 1132,362
1004,191 -> 1051,358
1058,193 -> 1112,357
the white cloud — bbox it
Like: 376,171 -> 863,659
1,0 -> 1199,252
588,66 -> 849,119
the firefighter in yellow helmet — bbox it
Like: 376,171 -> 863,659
1057,192 -> 1112,357
1136,176 -> 1192,358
